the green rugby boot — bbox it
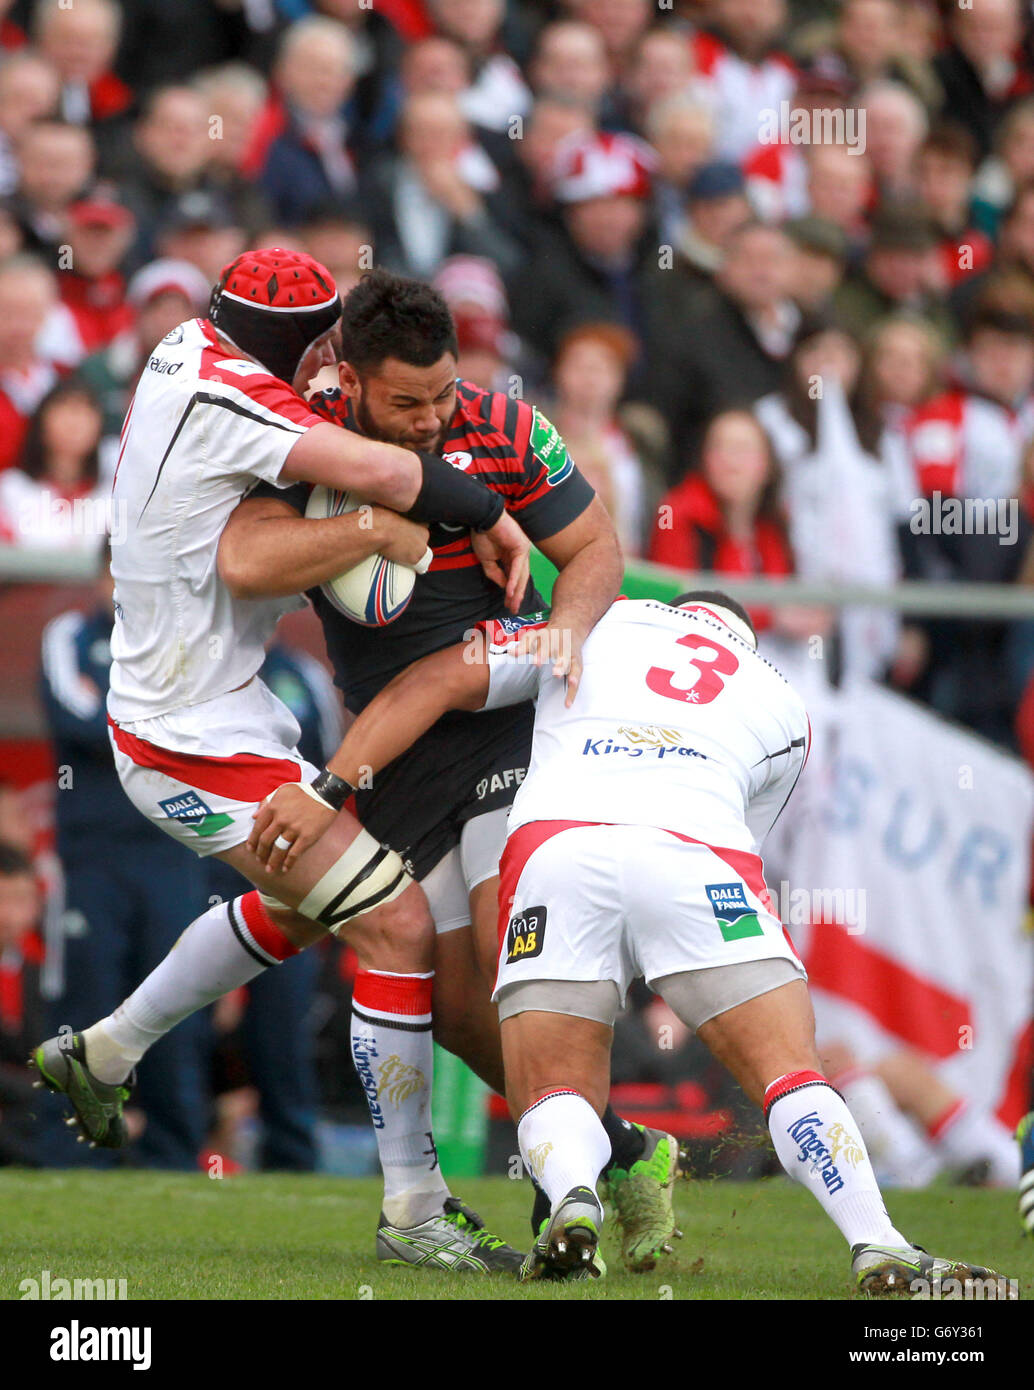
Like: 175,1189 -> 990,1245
601,1125 -> 682,1272
30,1033 -> 132,1149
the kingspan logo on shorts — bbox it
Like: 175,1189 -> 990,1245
158,790 -> 233,839
786,1110 -> 846,1195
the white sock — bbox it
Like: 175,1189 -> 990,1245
517,1090 -> 611,1210
83,894 -> 297,1084
765,1070 -> 908,1250
351,969 -> 448,1227
833,1066 -> 942,1188
929,1099 -> 1021,1186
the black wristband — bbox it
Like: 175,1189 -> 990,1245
406,452 -> 505,532
310,768 -> 356,812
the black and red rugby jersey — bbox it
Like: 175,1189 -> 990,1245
261,378 -> 596,711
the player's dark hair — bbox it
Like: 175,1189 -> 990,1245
673,589 -> 757,641
0,840 -> 33,878
339,269 -> 458,374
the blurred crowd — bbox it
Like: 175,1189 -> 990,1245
4,0 -> 1034,1169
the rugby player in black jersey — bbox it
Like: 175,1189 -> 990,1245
223,271 -> 682,1271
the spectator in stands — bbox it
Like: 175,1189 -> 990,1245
548,320 -> 666,556
55,185 -> 135,364
971,97 -> 1034,238
33,0 -> 131,141
804,142 -> 873,245
0,256 -> 61,474
900,305 -> 1034,743
76,257 -> 210,450
0,51 -> 59,197
120,86 -> 225,268
528,21 -> 612,124
401,35 -> 471,104
299,206 -> 374,297
433,253 -> 522,393
795,0 -> 938,104
784,215 -> 849,313
153,188 -> 246,285
859,313 -> 946,433
859,79 -> 928,203
191,63 -> 271,235
428,0 -> 531,133
11,119 -> 94,255
0,842 -> 43,1166
755,318 -> 909,679
691,0 -> 797,162
584,0 -> 655,96
647,96 -> 717,250
917,120 -> 994,293
834,203 -> 955,343
38,539 -> 211,1168
953,179 -> 1034,324
646,219 -> 801,471
649,408 -> 804,639
362,90 -> 520,279
249,18 -> 358,227
510,128 -> 657,362
622,25 -> 701,136
0,379 -> 106,552
934,0 -> 1033,160
492,94 -> 593,246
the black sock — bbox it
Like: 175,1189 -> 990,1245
601,1105 -> 645,1172
530,1176 -> 550,1236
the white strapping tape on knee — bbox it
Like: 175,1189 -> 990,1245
297,826 -> 410,932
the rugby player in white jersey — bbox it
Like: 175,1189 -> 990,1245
31,247 -> 532,1271
253,588 -> 1009,1293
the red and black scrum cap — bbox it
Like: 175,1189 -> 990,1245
209,247 -> 342,385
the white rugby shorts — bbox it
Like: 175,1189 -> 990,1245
493,820 -> 805,1002
108,678 -> 319,858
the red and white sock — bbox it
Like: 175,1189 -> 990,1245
765,1070 -> 908,1249
517,1089 -> 611,1211
927,1098 -> 1020,1186
351,969 -> 447,1227
83,893 -> 298,1084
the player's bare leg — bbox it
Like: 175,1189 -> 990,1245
501,1007 -> 613,1280
673,975 -> 1012,1296
431,924 -> 506,1092
470,874 -> 677,1250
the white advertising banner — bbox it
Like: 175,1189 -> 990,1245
765,658 -> 1034,1128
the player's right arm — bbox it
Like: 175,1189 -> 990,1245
218,494 -> 430,599
249,618 -> 547,871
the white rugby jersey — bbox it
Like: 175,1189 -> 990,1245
481,599 -> 810,854
107,318 -> 322,723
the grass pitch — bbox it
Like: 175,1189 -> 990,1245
0,1171 -> 1030,1300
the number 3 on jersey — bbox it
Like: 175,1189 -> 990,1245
646,632 -> 739,705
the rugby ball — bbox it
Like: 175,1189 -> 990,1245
304,485 -> 432,626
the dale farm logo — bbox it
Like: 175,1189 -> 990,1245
706,882 -> 765,942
